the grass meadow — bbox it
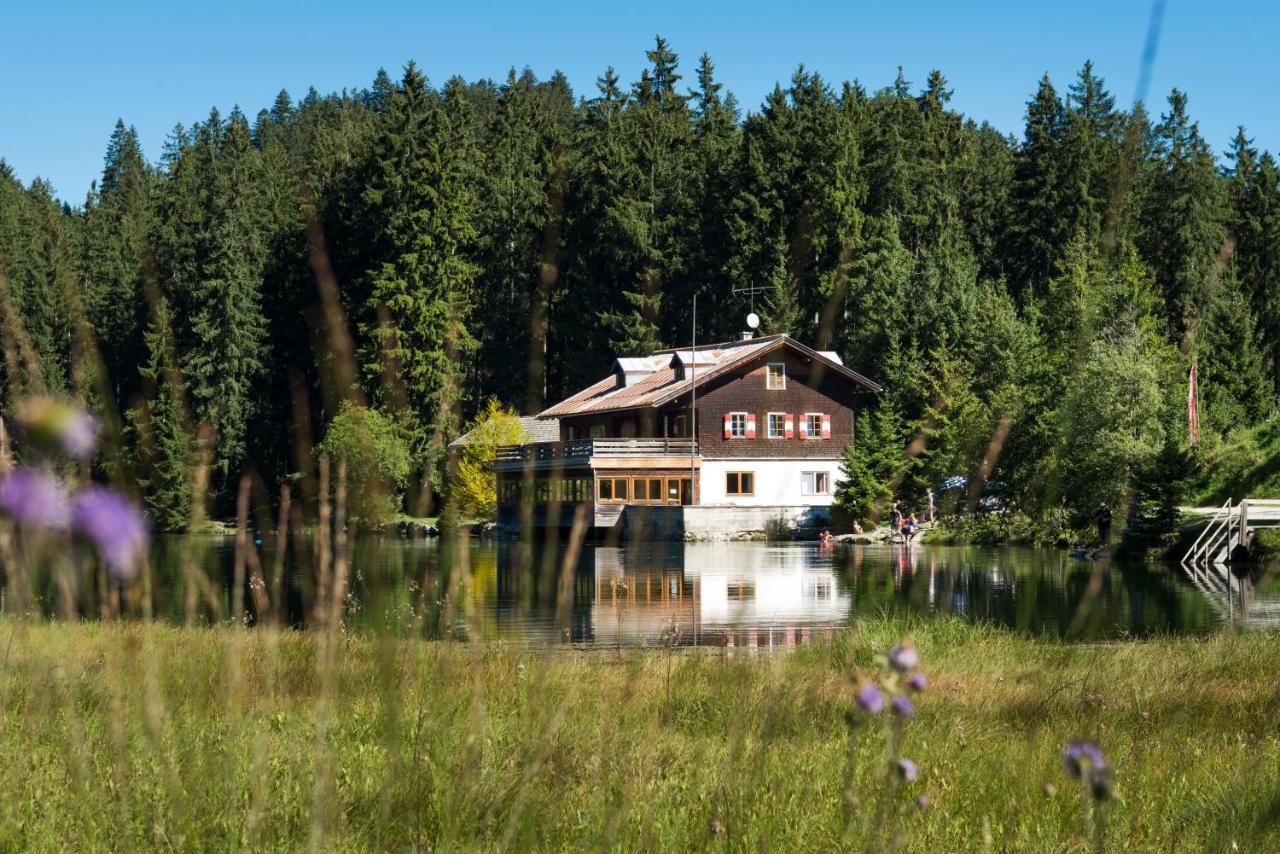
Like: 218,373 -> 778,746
1,615 -> 1277,851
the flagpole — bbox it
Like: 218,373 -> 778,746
690,294 -> 696,505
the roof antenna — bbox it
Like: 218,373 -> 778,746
733,276 -> 777,338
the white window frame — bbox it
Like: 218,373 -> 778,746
766,362 -> 786,390
805,412 -> 824,440
728,411 -> 748,438
802,471 -> 830,495
766,411 -> 786,439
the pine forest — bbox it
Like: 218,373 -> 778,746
2,38 -> 1275,537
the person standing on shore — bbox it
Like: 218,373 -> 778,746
890,500 -> 902,534
1094,502 -> 1112,546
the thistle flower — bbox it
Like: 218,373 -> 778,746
896,759 -> 918,782
1064,740 -> 1114,800
70,486 -> 148,583
1063,740 -> 1106,780
856,682 -> 885,714
908,672 -> 928,693
15,397 -> 98,460
888,643 -> 920,673
0,469 -> 70,530
891,693 -> 915,717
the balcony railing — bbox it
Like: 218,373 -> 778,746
494,438 -> 698,465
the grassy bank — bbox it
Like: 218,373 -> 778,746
1189,420 -> 1280,504
1,619 -> 1278,850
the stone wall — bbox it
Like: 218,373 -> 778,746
620,504 -> 833,541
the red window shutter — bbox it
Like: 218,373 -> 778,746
799,418 -> 809,440
784,413 -> 794,439
723,413 -> 732,439
746,413 -> 757,439
822,414 -> 832,439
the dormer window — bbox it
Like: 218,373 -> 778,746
767,362 -> 786,390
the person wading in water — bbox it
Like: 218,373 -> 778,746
1094,502 -> 1113,547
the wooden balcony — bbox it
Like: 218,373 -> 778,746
493,439 -> 699,471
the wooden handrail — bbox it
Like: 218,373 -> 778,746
494,438 -> 698,463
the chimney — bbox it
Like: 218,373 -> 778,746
741,331 -> 754,341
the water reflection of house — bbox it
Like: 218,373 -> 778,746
589,542 -> 851,648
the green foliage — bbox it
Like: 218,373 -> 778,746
1122,430 -> 1193,554
453,398 -> 526,519
126,296 -> 196,532
835,404 -> 904,522
1186,419 -> 1280,504
356,64 -> 479,490
315,401 -> 411,527
3,48 -> 1278,532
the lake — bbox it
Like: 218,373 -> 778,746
127,537 -> 1279,644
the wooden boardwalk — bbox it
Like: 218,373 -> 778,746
1182,498 -> 1280,565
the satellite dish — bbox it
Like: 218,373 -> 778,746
746,312 -> 760,330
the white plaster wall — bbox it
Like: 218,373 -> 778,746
699,458 -> 841,507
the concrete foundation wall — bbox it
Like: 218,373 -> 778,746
621,504 -> 833,541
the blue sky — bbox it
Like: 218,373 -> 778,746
3,1 -> 1277,203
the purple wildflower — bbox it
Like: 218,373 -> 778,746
1063,740 -> 1106,780
896,759 -> 918,782
908,672 -> 928,693
59,410 -> 98,460
855,682 -> 885,714
891,693 -> 915,717
71,486 -> 149,582
0,469 -> 70,530
888,643 -> 920,673
1064,740 -> 1114,800
15,397 -> 97,460
915,795 -> 929,809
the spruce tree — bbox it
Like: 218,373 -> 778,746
1139,89 -> 1227,336
1007,75 -> 1069,300
357,62 -> 479,496
128,295 -> 195,531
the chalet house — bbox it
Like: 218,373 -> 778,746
493,333 -> 881,537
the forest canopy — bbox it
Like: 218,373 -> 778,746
0,38 -> 1275,530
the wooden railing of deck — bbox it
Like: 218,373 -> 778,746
494,438 -> 698,464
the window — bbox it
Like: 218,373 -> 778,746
672,414 -> 687,437
727,412 -> 747,438
802,471 -> 830,495
647,478 -> 663,502
598,478 -> 629,502
803,413 -> 828,439
767,412 -> 786,439
726,471 -> 754,496
767,362 -> 786,390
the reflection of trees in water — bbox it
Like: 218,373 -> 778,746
134,538 -> 1229,643
836,545 -> 1219,639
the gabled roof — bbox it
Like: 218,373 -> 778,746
448,416 -> 561,449
538,334 -> 880,420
